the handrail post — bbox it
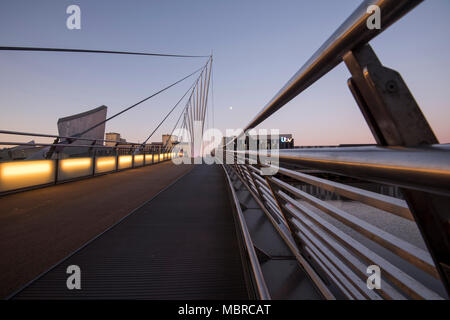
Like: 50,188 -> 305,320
115,144 -> 119,172
344,44 -> 450,295
54,152 -> 59,184
92,149 -> 96,176
152,146 -> 155,164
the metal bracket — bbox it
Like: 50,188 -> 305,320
87,140 -> 97,156
45,137 -> 60,159
344,44 -> 450,295
254,245 -> 271,264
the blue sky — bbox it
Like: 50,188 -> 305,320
0,0 -> 449,145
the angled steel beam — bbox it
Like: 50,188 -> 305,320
241,0 -> 423,133
343,44 -> 450,295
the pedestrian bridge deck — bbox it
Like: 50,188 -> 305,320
0,161 -> 191,298
12,165 -> 249,299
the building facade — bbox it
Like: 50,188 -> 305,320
57,105 -> 107,145
105,132 -> 126,146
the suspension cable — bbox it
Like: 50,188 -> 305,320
163,97 -> 191,150
158,56 -> 212,153
44,64 -> 206,158
141,65 -> 206,146
0,46 -> 209,58
75,65 -> 205,138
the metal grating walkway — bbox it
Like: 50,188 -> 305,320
13,165 -> 249,299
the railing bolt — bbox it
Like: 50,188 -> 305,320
385,80 -> 398,93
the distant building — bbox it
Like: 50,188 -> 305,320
105,132 -> 120,143
162,134 -> 177,148
221,134 -> 294,150
0,141 -> 43,162
57,105 -> 107,145
102,133 -> 177,152
279,134 -> 294,149
105,132 -> 126,146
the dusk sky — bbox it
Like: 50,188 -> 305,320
0,0 -> 449,145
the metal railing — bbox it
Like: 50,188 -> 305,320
0,129 -> 163,154
226,152 -> 446,299
222,0 -> 450,300
222,167 -> 271,300
0,130 -> 178,195
246,146 -> 450,196
241,0 -> 423,133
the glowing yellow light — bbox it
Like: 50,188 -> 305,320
119,155 -> 132,164
60,158 -> 91,170
145,154 -> 153,161
95,157 -> 116,173
0,160 -> 55,192
97,158 -> 115,167
118,155 -> 132,169
134,155 -> 144,166
1,161 -> 51,177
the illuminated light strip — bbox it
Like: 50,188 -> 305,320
145,154 -> 153,164
96,158 -> 115,167
119,156 -> 132,164
1,161 -> 52,177
134,155 -> 144,166
60,158 -> 91,170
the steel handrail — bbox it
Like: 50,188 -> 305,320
244,0 -> 423,131
228,145 -> 450,196
225,163 -> 335,299
224,0 -> 423,146
0,141 -> 145,150
0,129 -> 152,146
226,159 -> 445,299
222,165 -> 271,300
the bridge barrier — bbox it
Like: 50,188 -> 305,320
59,157 -> 93,180
0,160 -> 56,193
95,156 -> 116,174
224,149 -> 448,299
0,152 -> 176,195
221,0 -> 449,299
145,154 -> 153,165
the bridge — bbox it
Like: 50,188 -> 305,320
1,0 -> 449,300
